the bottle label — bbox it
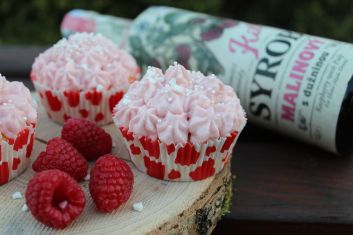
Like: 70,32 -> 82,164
61,9 -> 132,47
129,6 -> 353,153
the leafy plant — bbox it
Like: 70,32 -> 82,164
1,0 -> 353,45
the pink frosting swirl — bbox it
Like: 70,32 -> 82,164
157,112 -> 188,145
128,106 -> 159,140
165,63 -> 192,88
148,87 -> 185,117
128,67 -> 164,104
114,63 -> 246,145
188,106 -> 222,144
113,96 -> 144,128
31,33 -> 139,91
0,75 -> 37,138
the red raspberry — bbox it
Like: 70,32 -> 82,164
89,155 -> 134,212
61,118 -> 112,160
32,137 -> 88,181
25,169 -> 86,229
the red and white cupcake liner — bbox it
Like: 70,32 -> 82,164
33,81 -> 125,125
119,127 -> 241,181
0,123 -> 36,185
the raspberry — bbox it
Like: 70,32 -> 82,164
89,155 -> 134,212
61,118 -> 112,160
32,137 -> 88,181
25,170 -> 86,229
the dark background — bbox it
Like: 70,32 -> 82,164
1,0 -> 353,45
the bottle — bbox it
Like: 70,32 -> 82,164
61,9 -> 132,47
61,6 -> 353,155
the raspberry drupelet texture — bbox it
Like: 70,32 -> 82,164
25,170 -> 86,229
32,137 -> 88,181
89,155 -> 134,212
61,118 -> 112,160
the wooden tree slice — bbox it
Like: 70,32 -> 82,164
0,94 -> 233,235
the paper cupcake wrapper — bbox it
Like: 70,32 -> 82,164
33,81 -> 125,125
119,127 -> 241,181
0,123 -> 36,185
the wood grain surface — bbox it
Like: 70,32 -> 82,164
0,94 -> 231,235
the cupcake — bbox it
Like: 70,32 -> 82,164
0,75 -> 37,185
113,63 -> 246,181
31,32 -> 140,125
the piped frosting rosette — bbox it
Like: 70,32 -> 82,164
113,63 -> 246,181
0,75 -> 37,185
31,33 -> 140,125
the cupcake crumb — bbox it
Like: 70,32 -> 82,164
12,192 -> 23,200
21,204 -> 28,212
132,202 -> 143,212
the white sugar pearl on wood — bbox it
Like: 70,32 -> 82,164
12,192 -> 22,200
133,202 -> 144,212
21,204 -> 28,212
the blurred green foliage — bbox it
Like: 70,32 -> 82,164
1,0 -> 353,45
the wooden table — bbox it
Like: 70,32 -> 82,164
2,47 -> 353,234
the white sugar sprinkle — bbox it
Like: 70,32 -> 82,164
12,192 -> 23,200
167,97 -> 173,102
121,97 -> 131,105
81,63 -> 89,70
84,174 -> 90,181
96,84 -> 104,91
168,79 -> 184,93
21,204 -> 28,212
186,89 -> 192,96
58,200 -> 68,210
132,202 -> 144,212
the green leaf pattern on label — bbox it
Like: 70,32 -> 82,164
128,7 -> 237,75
